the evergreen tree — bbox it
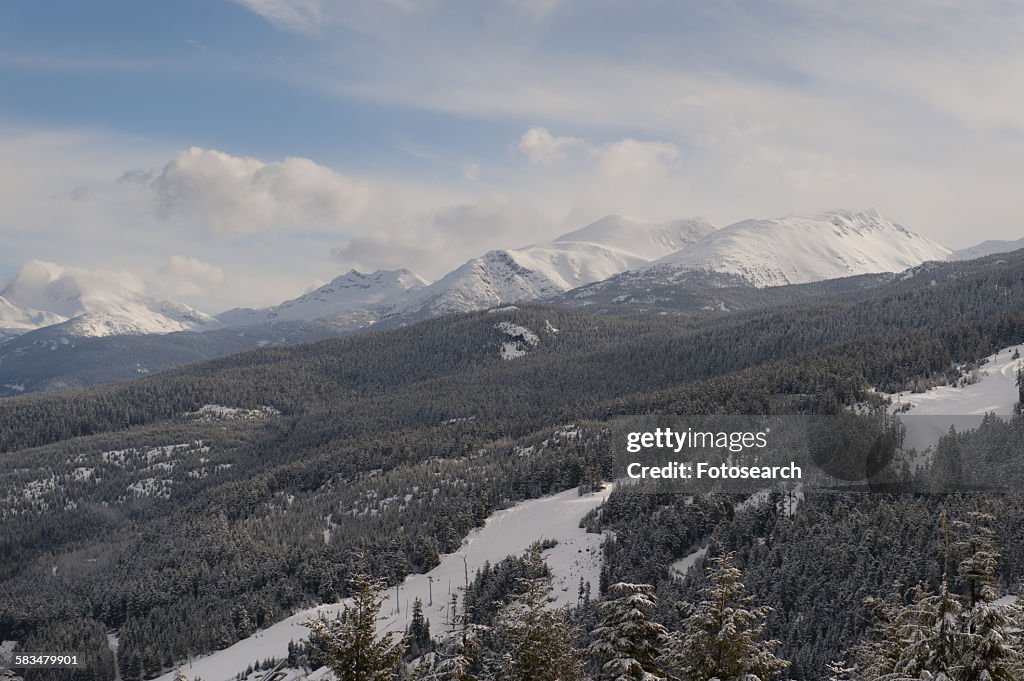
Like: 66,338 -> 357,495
408,597 -> 433,658
588,582 -> 669,681
954,512 -> 1000,607
305,567 -> 407,681
497,549 -> 584,681
900,580 -> 964,677
956,512 -> 1024,680
933,426 -> 964,492
666,551 -> 789,681
1016,367 -> 1023,414
850,509 -> 1024,681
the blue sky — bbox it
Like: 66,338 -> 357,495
1,0 -> 1022,311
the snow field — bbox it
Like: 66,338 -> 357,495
158,485 -> 613,681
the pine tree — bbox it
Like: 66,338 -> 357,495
588,582 -> 669,681
666,551 -> 789,681
850,510 -> 1024,681
498,548 -> 584,681
956,512 -> 1024,680
954,512 -> 999,607
305,567 -> 407,681
1015,367 -> 1023,414
408,597 -> 432,658
933,426 -> 964,492
411,644 -> 480,681
900,580 -> 964,677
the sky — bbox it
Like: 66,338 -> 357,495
0,0 -> 1022,313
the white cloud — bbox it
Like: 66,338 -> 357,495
462,161 -> 481,181
231,0 -> 429,34
331,196 -> 550,278
230,0 -> 325,33
593,138 -> 679,179
154,255 -> 225,298
149,147 -> 370,235
517,127 -> 587,164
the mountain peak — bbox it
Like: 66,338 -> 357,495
651,210 -> 950,287
0,260 -> 217,337
217,267 -> 427,327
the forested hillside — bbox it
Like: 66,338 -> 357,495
2,250 -> 1024,680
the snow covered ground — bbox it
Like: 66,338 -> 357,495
159,485 -> 612,681
670,547 -> 707,579
886,343 -> 1022,417
649,210 -> 949,288
882,343 -> 1022,453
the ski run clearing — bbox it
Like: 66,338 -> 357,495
159,485 -> 613,681
884,343 -> 1023,416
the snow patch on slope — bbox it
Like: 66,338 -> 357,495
217,269 -> 427,327
884,343 -> 1023,416
496,321 -> 540,360
185,405 -> 282,421
671,546 -> 707,578
156,486 -> 612,681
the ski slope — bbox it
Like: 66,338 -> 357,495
886,343 -> 1023,416
882,343 -> 1022,455
159,485 -> 612,681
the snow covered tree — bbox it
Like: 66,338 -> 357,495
960,591 -> 1024,681
933,426 -> 964,492
956,512 -> 1024,680
588,582 -> 669,681
411,649 -> 479,681
824,659 -> 856,681
898,580 -> 964,678
954,512 -> 999,607
666,551 -> 789,681
497,548 -> 584,681
305,567 -> 407,681
850,509 -> 1024,681
1016,367 -> 1023,414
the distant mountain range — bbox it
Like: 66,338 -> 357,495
392,215 -> 716,319
646,209 -> 950,288
0,209 -> 1021,396
0,260 -> 220,337
216,269 -> 428,329
949,237 -> 1024,261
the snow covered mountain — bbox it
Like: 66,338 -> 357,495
217,269 -> 427,327
0,260 -> 221,338
397,215 -> 716,317
949,237 -> 1024,261
646,209 -> 950,288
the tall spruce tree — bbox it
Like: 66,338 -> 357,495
956,511 -> 1024,680
497,548 -> 584,681
408,597 -> 433,658
588,582 -> 669,681
850,509 -> 1024,680
1016,367 -> 1023,414
666,551 -> 789,681
306,568 -> 407,681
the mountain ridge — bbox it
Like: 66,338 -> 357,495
647,209 -> 951,288
0,260 -> 221,337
